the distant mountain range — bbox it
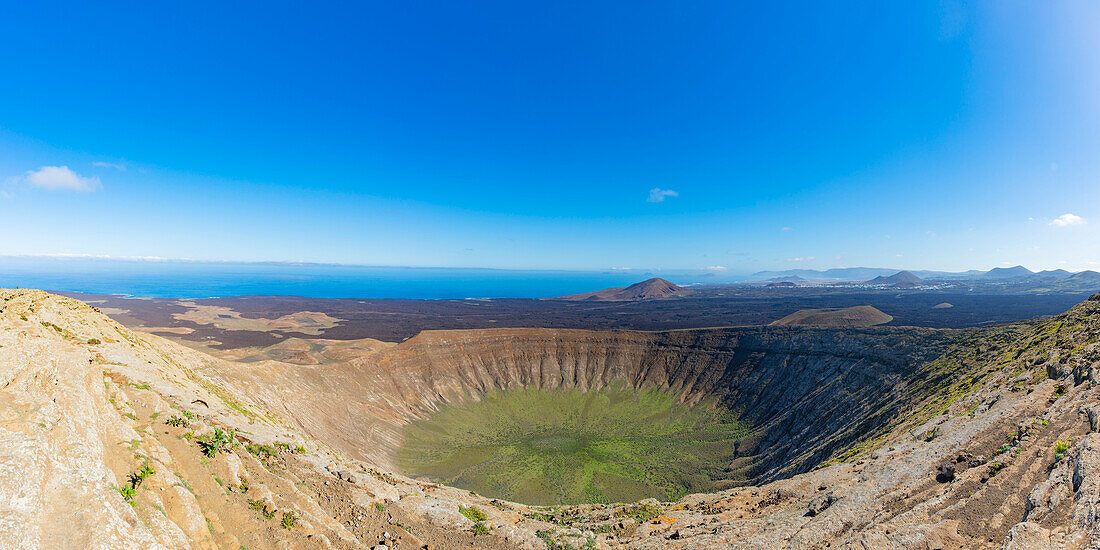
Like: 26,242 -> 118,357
751,267 -> 980,281
752,265 -> 1098,282
749,266 -> 1100,292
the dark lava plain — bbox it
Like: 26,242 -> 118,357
55,286 -> 1092,348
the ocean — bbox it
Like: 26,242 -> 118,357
0,257 -> 705,299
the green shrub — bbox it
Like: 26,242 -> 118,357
197,427 -> 236,457
87,338 -> 101,345
165,415 -> 188,427
281,511 -> 298,530
246,444 -> 278,459
472,521 -> 491,535
1055,439 -> 1071,461
627,503 -> 661,524
459,505 -> 488,522
116,484 -> 136,504
248,499 -> 276,519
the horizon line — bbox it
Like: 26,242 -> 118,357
0,253 -> 1096,276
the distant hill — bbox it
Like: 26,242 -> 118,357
984,265 -> 1035,279
769,305 -> 893,327
765,281 -> 798,288
766,275 -> 808,283
552,278 -> 689,301
1066,270 -> 1100,282
866,270 -> 925,287
1045,270 -> 1100,292
1036,269 -> 1073,279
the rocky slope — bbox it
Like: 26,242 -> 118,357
4,288 -> 1100,549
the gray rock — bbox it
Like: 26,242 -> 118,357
936,462 -> 955,483
336,470 -> 359,484
805,494 -> 838,517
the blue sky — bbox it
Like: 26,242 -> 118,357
1,1 -> 1098,275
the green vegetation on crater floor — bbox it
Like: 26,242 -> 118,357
396,384 -> 751,505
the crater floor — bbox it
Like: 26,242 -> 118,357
396,384 -> 750,505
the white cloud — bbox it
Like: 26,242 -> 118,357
705,265 -> 727,271
786,256 -> 815,262
92,161 -> 127,171
647,188 -> 678,203
22,166 -> 101,191
781,226 -> 792,231
1050,213 -> 1085,227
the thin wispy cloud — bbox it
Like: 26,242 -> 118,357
7,253 -> 171,261
647,188 -> 678,203
21,166 -> 101,192
1050,213 -> 1085,227
786,256 -> 814,262
92,161 -> 127,171
705,265 -> 727,271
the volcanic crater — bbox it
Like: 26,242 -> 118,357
214,325 -> 962,505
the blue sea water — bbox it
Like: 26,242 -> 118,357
0,257 -> 709,299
